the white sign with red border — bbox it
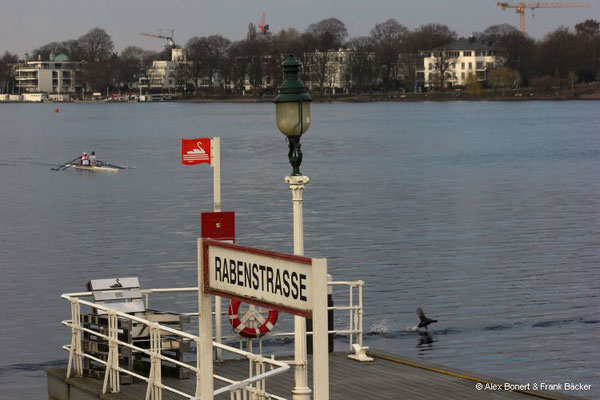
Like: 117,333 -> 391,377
196,238 -> 329,399
201,239 -> 315,318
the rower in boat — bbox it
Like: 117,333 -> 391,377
53,155 -> 123,172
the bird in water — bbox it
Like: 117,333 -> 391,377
417,307 -> 438,330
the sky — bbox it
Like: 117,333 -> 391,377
1,0 -> 598,55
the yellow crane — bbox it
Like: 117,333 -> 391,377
140,28 -> 175,47
496,2 -> 590,33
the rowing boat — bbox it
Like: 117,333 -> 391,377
66,164 -> 120,173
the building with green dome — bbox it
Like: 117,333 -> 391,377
13,53 -> 83,100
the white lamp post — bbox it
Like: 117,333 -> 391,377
274,55 -> 312,400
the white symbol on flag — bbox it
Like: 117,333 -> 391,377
183,142 -> 210,162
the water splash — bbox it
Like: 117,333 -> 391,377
368,319 -> 390,335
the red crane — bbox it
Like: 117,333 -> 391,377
497,2 -> 591,33
258,13 -> 270,35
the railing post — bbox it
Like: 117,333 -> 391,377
358,281 -> 364,347
67,299 -> 83,378
348,285 -> 354,350
195,336 -> 201,398
145,324 -> 162,400
260,360 -> 266,397
215,296 -> 223,361
102,310 -> 120,394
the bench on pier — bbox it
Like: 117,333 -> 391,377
82,277 -> 190,381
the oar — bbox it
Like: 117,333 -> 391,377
97,160 -> 125,169
52,157 -> 80,171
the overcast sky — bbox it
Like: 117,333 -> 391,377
1,0 -> 598,55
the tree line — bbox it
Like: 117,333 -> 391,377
0,18 -> 599,95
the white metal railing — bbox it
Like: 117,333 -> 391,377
136,281 -> 365,352
61,279 -> 365,399
61,292 -> 290,400
139,281 -> 365,352
223,280 -> 366,352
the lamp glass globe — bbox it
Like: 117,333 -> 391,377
275,101 -> 311,137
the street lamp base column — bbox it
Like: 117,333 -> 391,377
292,386 -> 313,398
286,174 -> 312,400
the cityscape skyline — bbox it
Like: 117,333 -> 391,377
1,0 -> 598,56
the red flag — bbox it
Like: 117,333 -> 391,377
182,138 -> 212,165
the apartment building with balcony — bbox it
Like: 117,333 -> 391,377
13,54 -> 82,98
138,47 -> 190,92
418,39 -> 498,89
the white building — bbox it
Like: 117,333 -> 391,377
304,49 -> 351,94
13,54 -> 82,97
419,39 -> 498,89
138,47 -> 189,91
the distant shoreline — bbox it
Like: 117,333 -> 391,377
177,85 -> 600,103
179,93 -> 600,103
2,86 -> 599,104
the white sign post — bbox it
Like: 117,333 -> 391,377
196,239 -> 329,399
210,137 -> 224,361
196,240 -> 214,400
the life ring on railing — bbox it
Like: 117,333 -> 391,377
228,299 -> 279,338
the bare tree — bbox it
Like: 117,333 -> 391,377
412,24 -> 457,51
185,35 -> 230,90
575,19 -> 600,81
32,42 -> 67,60
186,36 -> 210,88
346,36 -> 375,93
79,55 -> 117,92
305,18 -> 348,95
204,35 -> 231,89
370,19 -> 408,91
267,28 -> 303,89
476,24 -> 519,46
62,39 -> 84,61
272,28 -> 302,56
243,23 -> 272,94
78,27 -> 114,62
477,24 -> 535,84
116,46 -> 147,89
405,24 -> 457,91
430,48 -> 459,90
225,40 -> 248,93
575,19 -> 600,38
174,63 -> 193,92
0,51 -> 18,93
536,26 -> 578,83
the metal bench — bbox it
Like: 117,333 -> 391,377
84,277 -> 191,380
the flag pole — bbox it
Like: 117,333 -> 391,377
212,137 -> 221,212
212,137 -> 223,360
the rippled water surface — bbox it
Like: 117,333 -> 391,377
0,101 -> 599,399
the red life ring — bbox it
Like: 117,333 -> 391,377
228,299 -> 279,338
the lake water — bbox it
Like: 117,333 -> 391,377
0,101 -> 598,399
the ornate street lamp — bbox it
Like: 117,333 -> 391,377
274,55 -> 312,176
274,55 -> 313,400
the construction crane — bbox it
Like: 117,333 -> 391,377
140,28 -> 175,47
496,2 -> 590,33
258,13 -> 270,35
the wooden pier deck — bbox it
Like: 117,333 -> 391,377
47,350 -> 586,400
